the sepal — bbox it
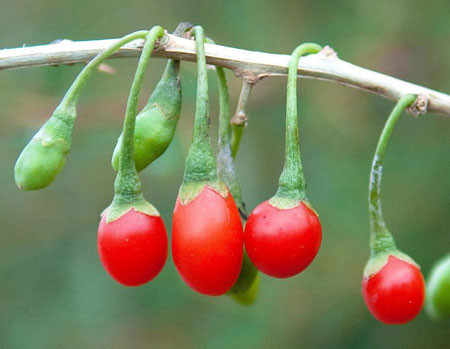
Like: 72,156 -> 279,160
178,179 -> 228,205
363,250 -> 419,278
103,193 -> 159,223
268,195 -> 318,217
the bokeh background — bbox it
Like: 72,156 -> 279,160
1,0 -> 449,348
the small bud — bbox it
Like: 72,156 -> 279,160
112,59 -> 181,172
14,109 -> 74,190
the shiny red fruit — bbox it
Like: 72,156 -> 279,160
362,255 -> 426,324
243,200 -> 322,278
172,187 -> 244,296
98,209 -> 168,287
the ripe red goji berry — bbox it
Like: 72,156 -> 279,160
171,26 -> 243,296
98,209 -> 167,286
244,43 -> 323,278
363,255 -> 425,324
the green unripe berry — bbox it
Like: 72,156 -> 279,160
426,254 -> 450,321
231,273 -> 260,306
112,59 -> 181,172
229,251 -> 259,305
14,108 -> 74,190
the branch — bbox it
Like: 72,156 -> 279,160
1,33 -> 449,117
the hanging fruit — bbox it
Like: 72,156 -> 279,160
362,94 -> 426,324
243,43 -> 323,279
171,26 -> 244,296
98,26 -> 168,287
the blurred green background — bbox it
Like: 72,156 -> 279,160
1,0 -> 449,348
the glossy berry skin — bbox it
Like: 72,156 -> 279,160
244,200 -> 322,278
172,187 -> 244,296
362,255 -> 425,324
98,209 -> 168,287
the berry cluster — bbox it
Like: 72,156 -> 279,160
14,23 -> 447,324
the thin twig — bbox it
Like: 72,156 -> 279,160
231,79 -> 254,158
1,32 -> 449,117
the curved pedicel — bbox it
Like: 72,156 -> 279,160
244,43 -> 323,279
15,30 -> 150,190
362,94 -> 425,325
98,26 -> 168,287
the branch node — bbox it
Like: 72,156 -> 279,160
231,111 -> 248,126
231,79 -> 254,126
233,69 -> 260,84
153,31 -> 169,51
407,93 -> 429,117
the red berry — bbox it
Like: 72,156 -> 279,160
244,200 -> 322,278
362,255 -> 425,324
98,209 -> 168,287
172,187 -> 244,296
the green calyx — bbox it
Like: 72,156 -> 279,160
103,191 -> 159,223
178,180 -> 228,206
179,26 -> 223,203
368,94 -> 417,256
270,43 -> 322,209
426,254 -> 450,321
363,250 -> 419,278
268,195 -> 309,211
107,26 -> 165,223
111,59 -> 182,172
14,30 -> 151,190
14,105 -> 75,190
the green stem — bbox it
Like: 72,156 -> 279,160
58,30 -> 149,111
114,26 -> 164,197
368,94 -> 417,255
216,67 -> 231,151
182,26 -> 217,183
191,27 -> 210,147
231,80 -> 253,158
205,38 -> 231,153
215,63 -> 247,217
275,43 -> 322,201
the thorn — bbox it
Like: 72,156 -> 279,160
318,45 -> 338,59
98,63 -> 116,75
49,39 -> 73,45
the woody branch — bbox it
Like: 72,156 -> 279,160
1,32 -> 449,117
